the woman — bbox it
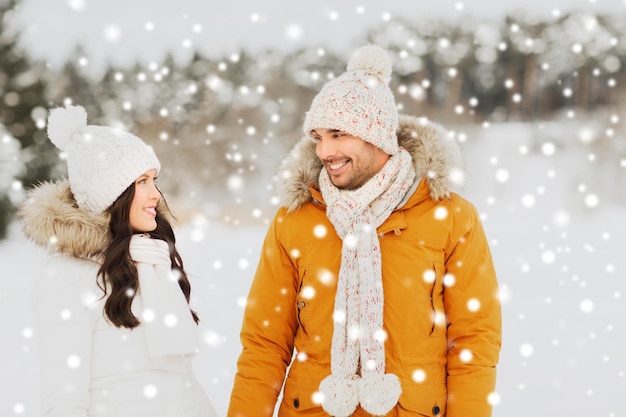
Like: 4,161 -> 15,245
18,104 -> 218,417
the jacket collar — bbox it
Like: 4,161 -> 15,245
276,114 -> 464,212
18,179 -> 111,258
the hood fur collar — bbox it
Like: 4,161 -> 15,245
18,179 -> 111,258
276,114 -> 464,212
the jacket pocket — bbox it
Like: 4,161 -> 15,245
427,261 -> 447,336
280,376 -> 323,413
295,267 -> 308,336
397,384 -> 447,417
296,299 -> 308,335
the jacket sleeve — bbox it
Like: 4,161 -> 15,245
33,256 -> 98,417
227,210 -> 299,417
443,201 -> 502,417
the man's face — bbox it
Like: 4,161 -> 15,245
311,129 -> 390,190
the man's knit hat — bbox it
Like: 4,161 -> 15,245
47,104 -> 161,214
303,44 -> 399,155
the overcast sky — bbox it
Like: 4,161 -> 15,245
9,0 -> 626,75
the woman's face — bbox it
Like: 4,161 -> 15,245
129,169 -> 160,232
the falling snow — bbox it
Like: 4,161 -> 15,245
2,0 -> 626,416
3,119 -> 625,416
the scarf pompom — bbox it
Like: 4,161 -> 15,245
319,375 -> 359,417
359,373 -> 402,416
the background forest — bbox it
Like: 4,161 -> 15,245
1,0 -> 625,237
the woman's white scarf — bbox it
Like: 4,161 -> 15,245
129,235 -> 199,359
318,148 -> 416,417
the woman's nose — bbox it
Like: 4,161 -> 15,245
150,184 -> 160,199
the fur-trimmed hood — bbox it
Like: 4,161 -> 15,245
276,114 -> 464,212
17,179 -> 112,258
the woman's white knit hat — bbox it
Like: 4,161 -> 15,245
303,44 -> 399,155
47,104 -> 161,214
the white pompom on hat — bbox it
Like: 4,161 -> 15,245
47,104 -> 161,213
303,44 -> 399,155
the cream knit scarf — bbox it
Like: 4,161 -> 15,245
129,235 -> 199,359
318,148 -> 415,417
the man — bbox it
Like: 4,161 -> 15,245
227,44 -> 501,417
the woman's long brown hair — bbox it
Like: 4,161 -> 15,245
97,183 -> 199,328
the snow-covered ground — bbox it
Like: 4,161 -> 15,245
2,121 -> 625,416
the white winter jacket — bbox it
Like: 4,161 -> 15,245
19,180 -> 217,417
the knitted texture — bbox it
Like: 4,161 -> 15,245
303,44 -> 399,155
318,148 -> 415,416
47,104 -> 161,213
129,235 -> 199,359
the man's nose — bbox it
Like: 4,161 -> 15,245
316,136 -> 336,160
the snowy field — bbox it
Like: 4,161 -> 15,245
2,121 -> 625,416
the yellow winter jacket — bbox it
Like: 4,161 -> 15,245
228,115 -> 502,417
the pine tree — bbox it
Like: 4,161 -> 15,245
0,0 -> 52,239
